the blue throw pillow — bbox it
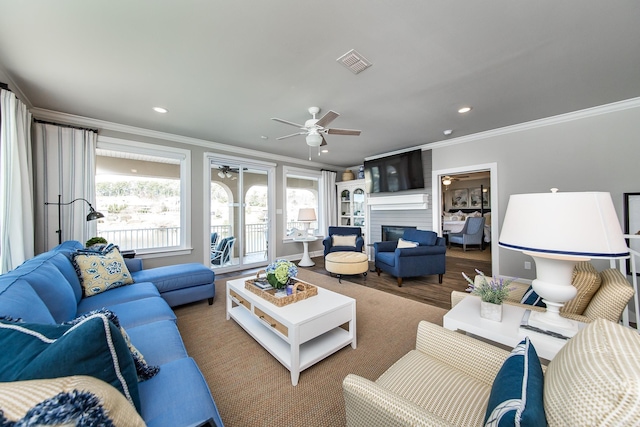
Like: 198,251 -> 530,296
484,337 -> 547,426
0,313 -> 141,413
520,285 -> 546,307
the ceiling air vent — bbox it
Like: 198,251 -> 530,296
337,49 -> 372,74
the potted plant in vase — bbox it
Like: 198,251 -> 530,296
265,259 -> 299,295
463,269 -> 516,322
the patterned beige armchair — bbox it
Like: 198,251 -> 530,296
343,319 -> 640,426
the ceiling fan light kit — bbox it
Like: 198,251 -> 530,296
271,106 -> 362,155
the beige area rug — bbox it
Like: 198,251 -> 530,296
174,269 -> 447,427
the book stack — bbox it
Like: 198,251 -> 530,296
519,310 -> 573,341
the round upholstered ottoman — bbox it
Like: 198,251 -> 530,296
325,251 -> 369,283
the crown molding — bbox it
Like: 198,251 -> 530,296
30,107 -> 336,170
423,97 -> 640,150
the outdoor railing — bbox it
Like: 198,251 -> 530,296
101,221 -> 316,254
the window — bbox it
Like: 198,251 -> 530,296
283,166 -> 323,238
95,137 -> 190,253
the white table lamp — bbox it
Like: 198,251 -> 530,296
499,189 -> 629,336
298,208 -> 317,234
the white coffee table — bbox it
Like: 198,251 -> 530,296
226,276 -> 356,385
443,295 -> 569,360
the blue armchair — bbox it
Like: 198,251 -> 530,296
322,226 -> 365,256
448,216 -> 485,251
374,229 -> 446,286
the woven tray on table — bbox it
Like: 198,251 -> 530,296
245,271 -> 318,307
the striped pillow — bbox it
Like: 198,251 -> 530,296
561,261 -> 600,315
545,318 -> 640,425
520,285 -> 545,307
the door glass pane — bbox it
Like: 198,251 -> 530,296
243,168 -> 268,265
210,163 -> 239,269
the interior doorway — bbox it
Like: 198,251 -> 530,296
432,163 -> 499,274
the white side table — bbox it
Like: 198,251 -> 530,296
443,295 -> 571,360
293,236 -> 317,267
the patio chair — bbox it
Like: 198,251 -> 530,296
211,236 -> 236,266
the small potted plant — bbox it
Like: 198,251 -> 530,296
463,269 -> 516,321
265,259 -> 298,292
85,236 -> 108,249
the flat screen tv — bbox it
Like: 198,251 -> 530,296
364,149 -> 424,194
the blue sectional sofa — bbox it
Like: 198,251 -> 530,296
0,240 -> 223,427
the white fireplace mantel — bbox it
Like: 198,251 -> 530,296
367,193 -> 428,210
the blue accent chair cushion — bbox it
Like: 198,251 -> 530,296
484,337 -> 546,426
0,313 -> 141,412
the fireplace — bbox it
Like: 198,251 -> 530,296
381,225 -> 417,242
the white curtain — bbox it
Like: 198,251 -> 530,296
0,89 -> 34,272
321,170 -> 337,229
33,123 -> 97,253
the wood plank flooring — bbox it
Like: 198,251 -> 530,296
218,254 -> 491,311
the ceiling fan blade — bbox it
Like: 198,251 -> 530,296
326,128 -> 361,136
271,118 -> 304,128
276,132 -> 305,140
315,110 -> 339,128
320,135 -> 327,146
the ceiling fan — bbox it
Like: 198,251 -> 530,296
271,106 -> 361,149
217,165 -> 240,179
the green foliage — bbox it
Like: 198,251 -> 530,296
86,236 -> 108,247
463,269 -> 516,305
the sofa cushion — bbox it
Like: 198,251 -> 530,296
92,296 -> 177,329
3,262 -> 77,323
0,376 -> 145,427
72,245 -> 134,297
137,357 -> 223,427
375,349 -> 491,426
562,261 -> 601,315
76,281 -> 161,314
332,234 -> 357,247
545,318 -> 640,425
126,320 -> 188,366
0,313 -> 140,412
582,268 -> 634,322
484,337 -> 546,426
0,278 -> 55,324
131,263 -> 214,294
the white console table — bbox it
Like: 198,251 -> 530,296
443,295 -> 570,361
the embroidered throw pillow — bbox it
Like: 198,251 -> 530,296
332,234 -> 357,247
73,244 -> 133,297
0,313 -> 141,412
484,337 -> 546,426
397,238 -> 419,248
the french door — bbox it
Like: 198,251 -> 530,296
207,155 -> 275,273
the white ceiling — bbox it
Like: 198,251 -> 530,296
1,1 -> 639,167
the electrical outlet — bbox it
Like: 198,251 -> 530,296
524,261 -> 531,270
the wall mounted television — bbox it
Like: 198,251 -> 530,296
363,149 -> 424,194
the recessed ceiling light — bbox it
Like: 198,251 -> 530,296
153,107 -> 168,113
261,135 -> 269,140
458,106 -> 472,114
321,149 -> 329,153
443,129 -> 453,136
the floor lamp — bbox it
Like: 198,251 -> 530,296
499,189 -> 629,337
44,194 -> 105,244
